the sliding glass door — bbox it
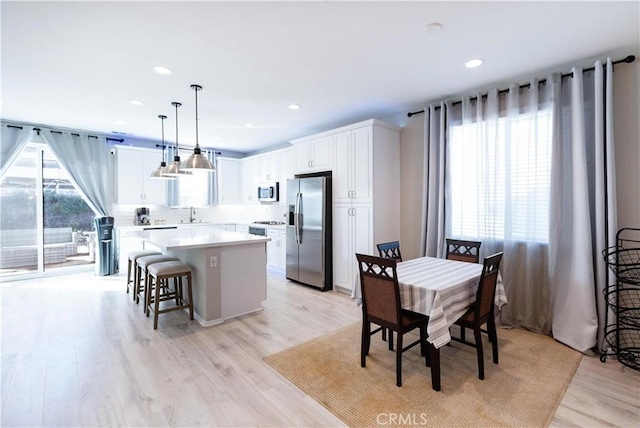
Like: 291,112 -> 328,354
0,143 -> 96,279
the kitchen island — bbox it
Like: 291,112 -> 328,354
127,227 -> 269,326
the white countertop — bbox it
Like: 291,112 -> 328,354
127,227 -> 269,251
117,222 -> 286,231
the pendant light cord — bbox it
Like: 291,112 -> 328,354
171,101 -> 182,160
190,84 -> 203,152
195,86 -> 199,149
159,114 -> 167,163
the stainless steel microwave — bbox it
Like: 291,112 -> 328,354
258,182 -> 279,202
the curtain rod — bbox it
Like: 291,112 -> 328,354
5,124 -> 122,141
407,54 -> 636,117
156,143 -> 221,154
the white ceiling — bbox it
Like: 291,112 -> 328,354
2,1 -> 638,154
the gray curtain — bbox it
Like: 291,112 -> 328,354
40,129 -> 114,216
166,145 -> 179,206
422,58 -> 618,353
0,123 -> 36,181
207,150 -> 218,206
549,59 -> 617,353
421,102 -> 447,258
445,85 -> 553,336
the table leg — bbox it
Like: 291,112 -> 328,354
429,343 -> 441,391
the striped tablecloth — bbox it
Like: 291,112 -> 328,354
352,256 -> 508,349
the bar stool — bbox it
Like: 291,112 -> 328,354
126,250 -> 161,299
146,261 -> 194,329
135,254 -> 177,307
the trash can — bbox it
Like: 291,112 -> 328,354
94,216 -> 116,276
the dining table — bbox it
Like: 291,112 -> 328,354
351,256 -> 508,391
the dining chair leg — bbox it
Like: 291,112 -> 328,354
361,321 -> 370,367
488,317 -> 499,364
388,331 -> 394,351
460,326 -> 466,342
382,327 -> 387,341
396,332 -> 403,387
474,326 -> 485,380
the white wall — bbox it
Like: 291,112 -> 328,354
383,60 -> 640,260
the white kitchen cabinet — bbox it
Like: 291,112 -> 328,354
291,135 -> 332,174
278,150 -> 292,205
217,158 -> 240,204
221,224 -> 236,232
115,146 -> 166,205
266,227 -> 286,271
333,204 -> 372,292
330,119 -> 401,293
240,148 -> 292,205
240,157 -> 260,205
235,224 -> 249,234
260,153 -> 278,182
334,126 -> 372,204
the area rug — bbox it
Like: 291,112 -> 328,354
263,323 -> 582,427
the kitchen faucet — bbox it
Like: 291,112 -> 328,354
189,206 -> 196,223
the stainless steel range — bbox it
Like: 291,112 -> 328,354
248,226 -> 266,236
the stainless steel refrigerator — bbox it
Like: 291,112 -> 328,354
286,174 -> 332,291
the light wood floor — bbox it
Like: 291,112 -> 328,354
1,270 -> 638,427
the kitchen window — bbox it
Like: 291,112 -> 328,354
177,171 -> 209,207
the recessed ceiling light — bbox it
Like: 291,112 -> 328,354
424,23 -> 443,34
114,120 -> 126,125
244,123 -> 254,128
129,100 -> 144,106
288,104 -> 301,110
153,66 -> 172,75
465,58 -> 484,68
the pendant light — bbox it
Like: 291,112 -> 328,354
164,101 -> 192,176
150,114 -> 176,180
182,84 -> 215,171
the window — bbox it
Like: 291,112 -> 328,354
448,109 -> 552,243
177,171 -> 210,207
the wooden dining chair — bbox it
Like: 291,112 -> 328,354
376,241 -> 403,346
356,253 -> 429,387
446,239 -> 482,263
377,241 -> 403,262
452,252 -> 503,380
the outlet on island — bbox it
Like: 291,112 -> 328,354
210,256 -> 218,267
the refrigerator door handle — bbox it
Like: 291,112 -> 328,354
295,192 -> 302,244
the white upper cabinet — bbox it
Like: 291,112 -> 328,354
217,157 -> 240,205
333,126 -> 372,204
240,148 -> 292,205
292,135 -> 332,174
260,153 -> 279,182
241,157 -> 260,205
115,146 -> 166,205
